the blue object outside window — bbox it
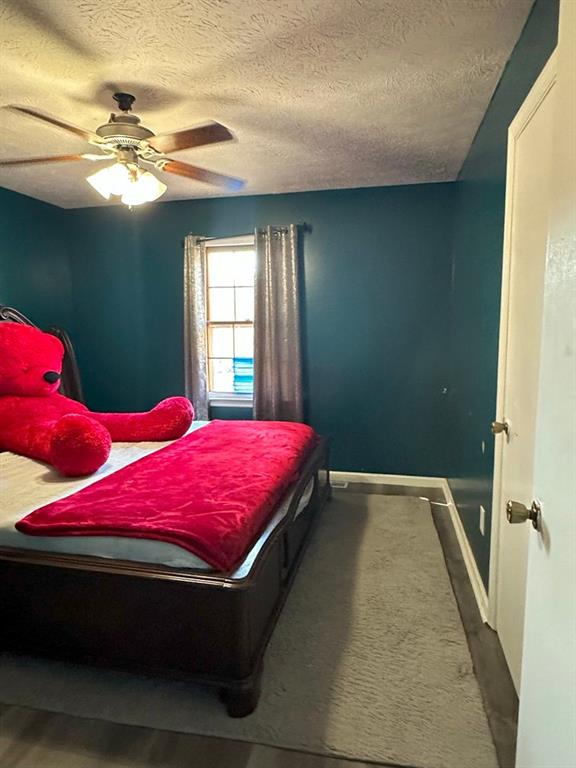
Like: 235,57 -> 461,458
233,357 -> 254,395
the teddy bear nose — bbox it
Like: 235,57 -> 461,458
43,371 -> 61,384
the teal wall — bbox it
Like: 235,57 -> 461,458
210,405 -> 252,420
447,0 -> 559,587
0,187 -> 73,328
66,183 -> 456,474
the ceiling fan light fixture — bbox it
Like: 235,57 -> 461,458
86,162 -> 167,205
86,162 -> 132,199
121,169 -> 167,206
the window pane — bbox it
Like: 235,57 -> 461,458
235,287 -> 254,321
208,325 -> 234,358
207,248 -> 255,288
208,287 -> 235,321
233,251 -> 256,286
207,251 -> 234,287
210,358 -> 233,392
234,325 -> 254,357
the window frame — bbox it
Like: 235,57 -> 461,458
205,236 -> 255,408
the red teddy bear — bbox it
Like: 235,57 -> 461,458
0,322 -> 193,476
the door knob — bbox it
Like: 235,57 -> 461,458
492,420 -> 509,435
506,499 -> 542,531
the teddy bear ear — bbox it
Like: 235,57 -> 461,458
46,332 -> 65,356
0,321 -> 34,345
34,328 -> 65,362
0,322 -> 64,358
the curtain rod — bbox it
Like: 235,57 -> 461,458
195,233 -> 252,242
185,223 -> 312,242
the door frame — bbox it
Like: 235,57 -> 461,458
487,51 -> 557,629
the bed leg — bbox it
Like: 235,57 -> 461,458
219,675 -> 262,718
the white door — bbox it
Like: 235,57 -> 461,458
516,0 -> 576,764
490,54 -> 557,691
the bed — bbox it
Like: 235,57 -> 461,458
0,306 -> 330,717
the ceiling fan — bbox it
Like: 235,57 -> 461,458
0,92 -> 245,206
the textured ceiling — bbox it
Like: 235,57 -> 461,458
0,0 -> 532,208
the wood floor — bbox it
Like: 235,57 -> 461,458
0,704 -> 400,768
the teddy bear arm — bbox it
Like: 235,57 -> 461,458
84,411 -> 146,441
2,420 -> 62,465
1,415 -> 112,476
88,396 -> 193,442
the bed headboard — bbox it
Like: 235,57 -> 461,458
0,305 -> 85,404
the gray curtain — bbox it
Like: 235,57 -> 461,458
254,224 -> 304,422
183,234 -> 209,420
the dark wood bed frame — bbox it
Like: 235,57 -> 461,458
0,306 -> 331,717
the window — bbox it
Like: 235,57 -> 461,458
206,236 -> 255,403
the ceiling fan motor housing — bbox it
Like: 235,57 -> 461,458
96,113 -> 155,145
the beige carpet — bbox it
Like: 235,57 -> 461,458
0,493 -> 498,768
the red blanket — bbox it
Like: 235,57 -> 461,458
16,420 -> 317,571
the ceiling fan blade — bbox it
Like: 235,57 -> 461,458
0,154 -> 88,166
149,122 -> 234,155
161,159 -> 245,191
5,105 -> 99,144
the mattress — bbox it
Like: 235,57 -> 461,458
0,421 -> 314,575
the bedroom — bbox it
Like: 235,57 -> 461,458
0,0 -> 574,767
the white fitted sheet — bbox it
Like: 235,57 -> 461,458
0,421 -> 314,574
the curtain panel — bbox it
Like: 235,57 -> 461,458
183,234 -> 209,420
254,224 -> 304,422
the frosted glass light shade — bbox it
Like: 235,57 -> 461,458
86,163 -> 167,205
86,163 -> 132,199
121,170 -> 167,206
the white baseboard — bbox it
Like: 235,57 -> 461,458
330,471 -> 489,623
330,471 -> 445,488
441,479 -> 489,623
